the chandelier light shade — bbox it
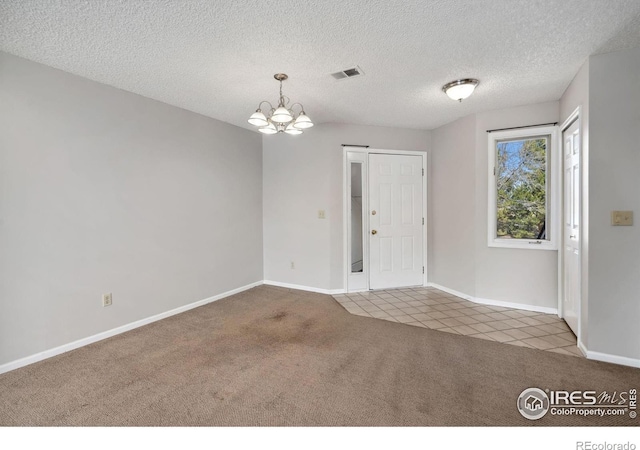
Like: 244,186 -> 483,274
293,112 -> 313,129
258,122 -> 278,134
248,110 -> 268,127
284,123 -> 303,135
248,73 -> 313,135
271,106 -> 293,123
442,78 -> 479,102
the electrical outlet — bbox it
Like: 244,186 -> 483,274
290,261 -> 295,269
318,210 -> 326,219
102,293 -> 112,307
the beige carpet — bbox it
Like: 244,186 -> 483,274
1,285 -> 638,426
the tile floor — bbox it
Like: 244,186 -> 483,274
333,286 -> 584,358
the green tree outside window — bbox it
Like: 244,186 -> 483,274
496,137 -> 547,240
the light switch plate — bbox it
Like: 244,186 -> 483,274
611,211 -> 633,226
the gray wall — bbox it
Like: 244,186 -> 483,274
588,47 -> 640,360
559,59 -> 589,347
0,52 -> 263,366
429,102 -> 560,309
429,114 -> 476,295
262,123 -> 430,291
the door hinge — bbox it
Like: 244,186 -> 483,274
422,217 -> 424,225
422,266 -> 424,274
422,168 -> 424,176
493,166 -> 495,176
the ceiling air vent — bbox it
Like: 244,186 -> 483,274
331,65 -> 364,80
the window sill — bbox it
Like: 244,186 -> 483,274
488,240 -> 557,251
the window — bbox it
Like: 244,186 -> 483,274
488,125 -> 559,250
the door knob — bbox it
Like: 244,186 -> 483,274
371,230 -> 377,235
372,210 -> 377,215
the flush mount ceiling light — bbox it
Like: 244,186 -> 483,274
248,73 -> 314,135
442,78 -> 479,102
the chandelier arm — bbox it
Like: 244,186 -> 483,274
289,103 -> 305,115
258,100 -> 274,112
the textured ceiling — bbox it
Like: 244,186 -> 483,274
2,0 -> 640,131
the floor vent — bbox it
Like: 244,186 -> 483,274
331,66 -> 364,80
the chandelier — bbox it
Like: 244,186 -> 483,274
248,73 -> 314,135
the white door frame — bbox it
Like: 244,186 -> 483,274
558,106 -> 582,341
343,147 -> 428,292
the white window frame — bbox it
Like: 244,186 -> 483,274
488,125 -> 559,250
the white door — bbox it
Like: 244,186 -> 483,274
563,118 -> 580,336
369,154 -> 424,289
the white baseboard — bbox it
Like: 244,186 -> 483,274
577,340 -> 588,357
263,280 -> 344,295
582,348 -> 640,369
473,297 -> 558,315
427,282 -> 558,315
427,283 -> 474,302
0,280 -> 263,375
